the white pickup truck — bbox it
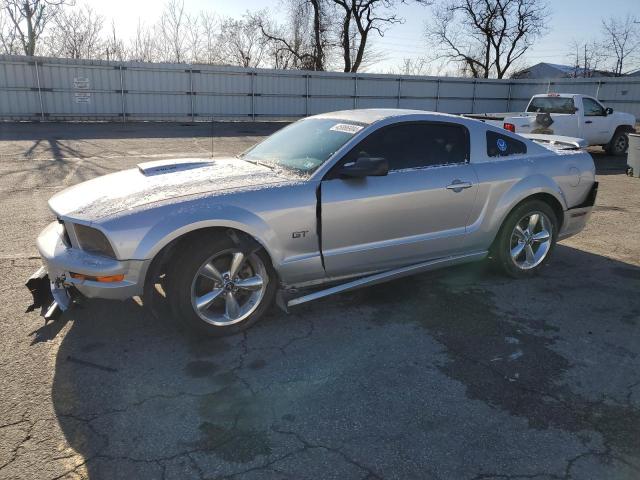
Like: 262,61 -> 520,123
466,93 -> 636,155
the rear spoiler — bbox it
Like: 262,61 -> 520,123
521,134 -> 587,150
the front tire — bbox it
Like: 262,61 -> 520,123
494,200 -> 558,278
167,234 -> 276,336
605,130 -> 629,156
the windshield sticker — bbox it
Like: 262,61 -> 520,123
330,123 -> 364,134
497,138 -> 508,152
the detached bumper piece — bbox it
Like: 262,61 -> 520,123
26,266 -> 72,322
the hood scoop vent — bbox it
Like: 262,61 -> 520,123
137,158 -> 215,176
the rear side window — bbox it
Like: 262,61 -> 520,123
341,122 -> 469,171
487,131 -> 527,157
526,96 -> 575,114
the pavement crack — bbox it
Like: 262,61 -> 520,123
271,427 -> 383,479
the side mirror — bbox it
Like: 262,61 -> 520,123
606,107 -> 614,115
338,156 -> 389,178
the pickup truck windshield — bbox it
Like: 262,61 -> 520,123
527,97 -> 576,114
241,118 -> 364,174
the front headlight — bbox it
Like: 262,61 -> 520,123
73,224 -> 116,258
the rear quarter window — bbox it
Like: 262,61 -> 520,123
487,131 -> 527,157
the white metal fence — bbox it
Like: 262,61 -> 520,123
1,55 -> 640,122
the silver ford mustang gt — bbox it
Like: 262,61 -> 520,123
27,109 -> 597,335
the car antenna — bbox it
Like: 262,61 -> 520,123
210,116 -> 214,158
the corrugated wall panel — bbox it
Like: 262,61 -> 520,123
0,90 -> 40,115
357,78 -> 398,97
194,71 -> 251,94
256,73 -> 305,95
356,97 -> 398,108
475,82 -> 510,99
42,91 -> 122,115
0,60 -> 37,89
0,55 -> 638,121
510,83 -> 547,102
399,98 -> 437,110
400,80 -> 438,98
308,97 -> 352,114
126,68 -> 189,93
38,63 -> 120,91
195,95 -> 251,117
438,98 -> 475,113
549,81 -> 600,96
474,99 -> 509,113
126,93 -> 190,115
255,96 -> 305,117
310,76 -> 354,97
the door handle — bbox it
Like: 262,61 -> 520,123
585,120 -> 593,124
446,180 -> 473,192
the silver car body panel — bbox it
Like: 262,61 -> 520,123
37,109 -> 597,301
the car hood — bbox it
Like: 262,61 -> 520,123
612,111 -> 636,126
49,157 -> 301,221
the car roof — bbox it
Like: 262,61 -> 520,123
531,93 -> 582,99
311,108 -> 465,125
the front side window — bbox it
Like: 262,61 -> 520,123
527,97 -> 576,114
582,97 -> 606,116
241,118 -> 364,174
339,122 -> 469,172
487,131 -> 527,157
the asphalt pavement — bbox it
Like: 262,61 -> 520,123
0,122 -> 639,480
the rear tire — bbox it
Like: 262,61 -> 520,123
166,233 -> 276,336
494,200 -> 558,278
605,130 -> 629,156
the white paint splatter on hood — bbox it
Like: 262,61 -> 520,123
49,157 -> 304,221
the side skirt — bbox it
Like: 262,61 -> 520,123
285,250 -> 488,308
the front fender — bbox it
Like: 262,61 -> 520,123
102,202 -> 280,265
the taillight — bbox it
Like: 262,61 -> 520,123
503,122 -> 516,132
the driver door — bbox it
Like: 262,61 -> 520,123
320,121 -> 478,277
581,97 -> 611,144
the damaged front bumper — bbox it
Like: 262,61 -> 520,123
25,266 -> 74,321
26,221 -> 151,320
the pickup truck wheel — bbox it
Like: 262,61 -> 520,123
495,200 -> 558,278
167,235 -> 276,336
605,130 -> 629,156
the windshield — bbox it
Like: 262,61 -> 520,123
241,118 -> 364,174
527,97 -> 576,114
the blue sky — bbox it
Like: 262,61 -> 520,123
91,0 -> 640,73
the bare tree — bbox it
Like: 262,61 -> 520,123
426,0 -> 549,78
331,0 -> 416,73
199,11 -> 220,64
219,15 -> 267,67
254,0 -> 328,70
158,0 -> 187,62
601,14 -> 639,76
0,9 -> 19,53
129,19 -> 156,62
566,39 -> 606,78
104,20 -> 125,61
2,0 -> 70,55
46,4 -> 103,59
392,56 -> 430,75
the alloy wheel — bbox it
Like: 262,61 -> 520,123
509,211 -> 553,270
190,249 -> 268,326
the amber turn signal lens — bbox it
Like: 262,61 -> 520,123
69,272 -> 124,283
